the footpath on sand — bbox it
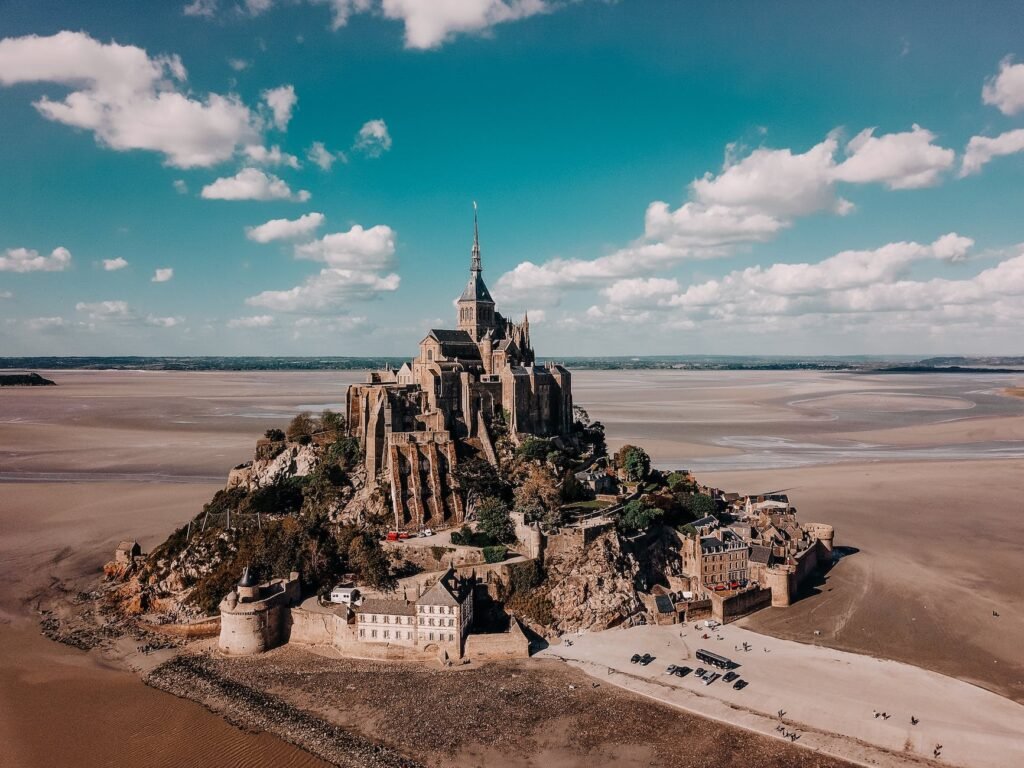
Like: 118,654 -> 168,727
537,623 -> 1024,768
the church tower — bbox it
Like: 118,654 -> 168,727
456,203 -> 496,341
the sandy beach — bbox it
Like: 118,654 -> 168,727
539,623 -> 1024,768
3,368 -> 1024,766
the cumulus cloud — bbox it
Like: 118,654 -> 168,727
228,314 -> 275,328
0,31 -> 262,168
152,267 -> 174,282
246,212 -> 325,242
376,0 -> 550,50
982,56 -> 1024,116
262,84 -> 297,130
960,129 -> 1024,176
496,129 -> 956,305
201,168 -> 310,201
193,0 -> 552,49
25,316 -> 66,331
246,223 -> 399,312
183,0 -> 218,17
0,246 -> 72,273
173,179 -> 188,194
75,299 -> 182,327
244,144 -> 301,168
835,125 -> 954,189
75,300 -> 131,319
103,257 -> 128,271
294,224 -> 396,269
307,140 -> 346,170
560,235 -> 1024,350
353,119 -> 392,157
228,57 -> 250,71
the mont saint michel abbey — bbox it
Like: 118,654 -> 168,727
347,211 -> 574,531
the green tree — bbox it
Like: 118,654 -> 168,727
667,471 -> 695,492
320,409 -> 347,434
476,496 -> 516,544
346,532 -> 396,591
286,411 -> 316,443
617,499 -> 663,534
454,456 -> 508,506
517,436 -> 554,461
513,465 -> 561,525
617,445 -> 651,482
688,493 -> 717,519
327,435 -> 362,468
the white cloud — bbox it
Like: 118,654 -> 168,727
602,277 -> 682,307
244,144 -> 301,168
0,246 -> 72,273
201,168 -> 310,201
25,316 -> 66,331
378,0 -> 550,50
247,222 -> 399,312
228,314 -> 275,328
75,299 -> 182,328
496,129 -> 956,305
103,257 -> 128,271
247,269 -> 400,312
246,212 -> 325,242
203,0 -> 550,48
152,267 -> 174,282
262,84 -> 297,130
0,31 -> 261,168
307,140 -> 346,170
228,57 -> 250,71
353,119 -> 392,157
960,128 -> 1024,176
691,137 -> 845,218
835,125 -> 954,189
146,315 -> 182,327
982,56 -> 1024,116
0,290 -> 12,299
183,0 -> 218,17
76,300 -> 131,320
294,224 -> 396,269
173,179 -> 188,194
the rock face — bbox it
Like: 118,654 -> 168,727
544,531 -> 643,633
227,442 -> 319,491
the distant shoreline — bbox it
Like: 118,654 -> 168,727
3,355 -> 1024,374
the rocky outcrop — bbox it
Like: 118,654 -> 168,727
544,530 -> 643,633
227,442 -> 319,491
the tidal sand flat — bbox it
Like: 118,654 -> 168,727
2,368 -> 1022,765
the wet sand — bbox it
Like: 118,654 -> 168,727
3,369 -> 1024,764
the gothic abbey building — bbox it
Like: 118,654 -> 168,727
346,212 -> 574,531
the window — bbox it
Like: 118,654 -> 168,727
371,630 -> 377,639
384,630 -> 390,639
429,632 -> 434,641
359,629 -> 365,637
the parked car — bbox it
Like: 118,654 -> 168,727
733,679 -> 747,690
695,667 -> 706,678
666,664 -> 678,674
639,653 -> 654,666
723,671 -> 739,683
386,531 -> 399,541
630,654 -> 642,664
422,528 -> 433,537
704,673 -> 720,685
398,531 -> 411,540
673,666 -> 692,677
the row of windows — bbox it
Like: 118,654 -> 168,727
418,604 -> 456,614
359,629 -> 457,642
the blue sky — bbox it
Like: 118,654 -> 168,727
2,0 -> 1024,356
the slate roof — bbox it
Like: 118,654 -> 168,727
654,595 -> 675,614
459,272 -> 494,303
749,544 -> 772,565
356,598 -> 416,616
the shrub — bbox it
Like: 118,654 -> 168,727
482,545 -> 508,563
327,435 -> 362,468
667,471 -> 695,492
320,409 -> 346,434
264,428 -> 285,441
517,436 -> 554,461
477,496 -> 516,544
617,499 -> 663,534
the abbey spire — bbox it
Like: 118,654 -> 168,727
457,202 -> 495,340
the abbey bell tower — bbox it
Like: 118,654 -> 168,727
456,202 -> 497,341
